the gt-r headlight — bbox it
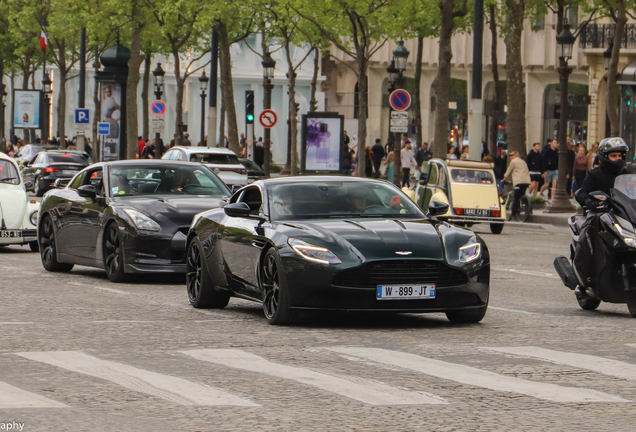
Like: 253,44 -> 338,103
614,223 -> 636,248
29,211 -> 38,226
459,236 -> 481,263
288,238 -> 341,265
123,209 -> 161,231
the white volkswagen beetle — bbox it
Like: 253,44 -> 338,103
0,152 -> 39,251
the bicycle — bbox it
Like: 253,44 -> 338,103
504,182 -> 532,222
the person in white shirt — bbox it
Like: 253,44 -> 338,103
400,142 -> 417,187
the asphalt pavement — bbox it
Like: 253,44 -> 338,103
1,223 -> 636,431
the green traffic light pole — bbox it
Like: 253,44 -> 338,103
245,90 -> 255,159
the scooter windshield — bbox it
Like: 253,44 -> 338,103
614,175 -> 636,199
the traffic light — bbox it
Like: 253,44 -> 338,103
245,90 -> 254,124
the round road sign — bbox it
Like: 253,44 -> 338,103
259,110 -> 278,128
389,89 -> 411,111
150,100 -> 167,117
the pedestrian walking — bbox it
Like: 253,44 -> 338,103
526,142 -> 546,197
540,139 -> 559,199
503,151 -> 531,220
401,142 -> 417,187
566,140 -> 575,195
371,138 -> 385,178
589,142 -> 599,169
364,147 -> 374,177
381,151 -> 394,181
254,137 -> 265,168
416,142 -> 432,168
344,130 -> 350,150
493,148 -> 507,194
572,144 -> 588,194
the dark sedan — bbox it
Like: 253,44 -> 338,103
15,144 -> 60,166
186,177 -> 490,325
238,158 -> 267,183
38,160 -> 230,282
22,150 -> 90,196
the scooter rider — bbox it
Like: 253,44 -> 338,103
573,137 -> 629,298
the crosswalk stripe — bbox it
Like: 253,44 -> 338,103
0,381 -> 67,409
326,347 -> 628,403
16,351 -> 258,407
180,349 -> 447,406
488,346 -> 636,382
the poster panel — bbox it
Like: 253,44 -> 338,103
100,83 -> 122,161
301,113 -> 344,174
13,90 -> 41,129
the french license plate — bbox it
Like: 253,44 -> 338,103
0,230 -> 22,238
62,170 -> 77,175
464,209 -> 491,216
376,285 -> 435,300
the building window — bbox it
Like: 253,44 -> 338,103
532,13 -> 545,31
567,7 -> 578,28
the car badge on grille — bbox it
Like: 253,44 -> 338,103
395,251 -> 412,256
214,168 -> 220,174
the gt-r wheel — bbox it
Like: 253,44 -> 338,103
490,224 -> 504,234
446,305 -> 488,323
103,224 -> 127,283
39,216 -> 73,272
186,237 -> 230,309
261,249 -> 296,325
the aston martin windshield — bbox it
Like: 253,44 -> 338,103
268,181 -> 425,220
109,165 -> 230,197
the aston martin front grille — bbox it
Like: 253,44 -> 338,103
332,260 -> 469,288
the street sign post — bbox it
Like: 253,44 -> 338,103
259,110 -> 277,128
390,126 -> 409,133
74,109 -> 90,132
150,100 -> 167,117
389,89 -> 411,111
390,111 -> 408,119
151,118 -> 165,134
98,122 -> 110,136
390,118 -> 408,127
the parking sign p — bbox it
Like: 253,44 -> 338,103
75,109 -> 90,124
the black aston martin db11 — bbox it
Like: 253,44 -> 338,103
186,177 -> 490,325
38,160 -> 230,282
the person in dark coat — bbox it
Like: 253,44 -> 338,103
493,149 -> 508,194
254,137 -> 265,168
371,138 -> 385,178
526,142 -> 546,197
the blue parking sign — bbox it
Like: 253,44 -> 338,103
98,122 -> 110,135
75,109 -> 89,124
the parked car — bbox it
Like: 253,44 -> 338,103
238,158 -> 267,183
185,176 -> 490,325
0,152 -> 40,251
408,159 -> 506,234
14,144 -> 60,166
162,146 -> 248,187
37,160 -> 230,282
22,150 -> 91,196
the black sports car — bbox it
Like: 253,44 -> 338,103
38,160 -> 230,282
186,177 -> 490,325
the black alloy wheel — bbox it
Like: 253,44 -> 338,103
186,237 -> 230,309
39,216 -> 73,272
104,224 -> 127,282
261,249 -> 296,325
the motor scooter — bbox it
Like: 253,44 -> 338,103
553,174 -> 636,317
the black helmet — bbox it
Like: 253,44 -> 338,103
598,137 -> 629,174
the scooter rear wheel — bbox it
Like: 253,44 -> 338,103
577,296 -> 601,311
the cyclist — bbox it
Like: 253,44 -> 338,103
503,151 -> 531,221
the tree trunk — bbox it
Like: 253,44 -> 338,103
607,0 -> 626,136
504,0 -> 526,158
217,22 -> 240,154
56,71 -> 67,147
126,9 -> 144,160
93,53 -> 101,160
142,52 -> 151,141
413,35 -> 424,149
433,0 -> 456,159
219,103 -> 226,146
172,47 -> 184,146
488,4 -> 500,158
285,42 -> 299,175
356,54 -> 368,177
309,48 -> 319,112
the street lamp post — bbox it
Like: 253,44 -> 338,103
199,71 -> 209,146
546,23 -> 576,213
262,51 -> 275,176
387,39 -> 409,187
0,87 -> 6,151
152,63 -> 165,158
41,73 -> 52,143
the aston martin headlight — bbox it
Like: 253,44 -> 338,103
29,211 -> 38,226
288,238 -> 341,265
614,223 -> 636,248
123,209 -> 161,231
459,236 -> 481,263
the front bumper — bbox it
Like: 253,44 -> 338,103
120,225 -> 188,274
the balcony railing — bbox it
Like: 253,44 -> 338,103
579,24 -> 636,49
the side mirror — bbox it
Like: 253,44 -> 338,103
53,178 -> 69,188
224,202 -> 252,218
428,200 -> 449,216
78,184 -> 97,198
23,181 -> 33,190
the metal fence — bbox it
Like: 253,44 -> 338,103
579,24 -> 636,49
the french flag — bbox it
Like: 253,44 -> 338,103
39,30 -> 47,53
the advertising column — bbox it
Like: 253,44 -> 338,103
100,83 -> 122,161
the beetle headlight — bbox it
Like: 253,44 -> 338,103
459,236 -> 481,263
29,211 -> 38,226
123,209 -> 161,231
288,238 -> 341,265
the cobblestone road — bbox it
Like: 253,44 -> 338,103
1,222 -> 636,431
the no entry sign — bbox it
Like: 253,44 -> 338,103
150,100 -> 167,117
389,89 -> 411,111
259,110 -> 277,128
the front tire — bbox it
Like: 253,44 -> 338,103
517,197 -> 531,222
103,224 -> 127,282
186,237 -> 230,309
39,215 -> 74,272
490,223 -> 504,234
29,241 -> 39,252
627,292 -> 636,318
446,305 -> 488,323
261,249 -> 296,325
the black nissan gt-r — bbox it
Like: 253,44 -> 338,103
185,176 -> 490,325
38,160 -> 230,282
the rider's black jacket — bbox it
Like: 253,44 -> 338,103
576,166 -> 622,210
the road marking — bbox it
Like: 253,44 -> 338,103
326,347 -> 627,403
181,349 -> 446,406
489,306 -> 540,315
0,322 -> 34,325
488,346 -> 636,382
491,267 -> 558,279
0,381 -> 67,409
16,351 -> 257,407
68,281 -> 130,295
90,320 -> 154,323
